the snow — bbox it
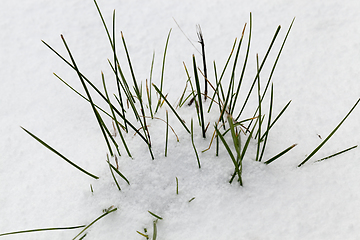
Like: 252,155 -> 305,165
1,0 -> 359,239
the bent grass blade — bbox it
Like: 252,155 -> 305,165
21,127 -> 99,179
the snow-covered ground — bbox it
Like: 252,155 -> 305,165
1,0 -> 359,239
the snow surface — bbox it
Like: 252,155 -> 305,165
1,0 -> 360,239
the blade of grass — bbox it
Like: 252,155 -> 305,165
196,25 -> 208,100
121,31 -> 153,159
193,55 -> 206,138
61,34 -> 114,156
228,115 -> 241,161
107,155 -> 121,191
136,230 -> 149,239
260,17 -> 295,107
260,100 -> 291,141
176,177 -> 179,194
230,13 -> 252,114
255,54 -> 262,162
53,73 -> 115,121
155,29 -> 172,113
191,119 -> 201,168
208,38 -> 237,112
235,25 -> 281,120
153,83 -> 190,134
265,144 -> 297,165
315,145 -> 358,162
147,51 -> 155,118
102,72 -> 132,158
229,117 -> 257,184
42,37 -> 148,144
73,207 -> 117,240
298,98 -> 360,167
148,211 -> 163,220
152,220 -> 158,240
259,84 -> 274,162
108,160 -> 130,185
111,10 -> 127,131
0,225 -> 86,237
228,23 -> 247,114
21,127 -> 99,179
165,110 -> 169,157
215,126 -> 242,185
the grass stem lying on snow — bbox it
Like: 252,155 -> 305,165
72,207 -> 117,240
0,225 -> 86,237
315,145 -> 358,162
148,211 -> 163,220
21,127 -> 99,179
298,98 -> 360,167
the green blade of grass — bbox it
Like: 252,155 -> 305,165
176,177 -> 179,195
315,145 -> 358,162
191,119 -> 201,168
265,144 -> 297,165
107,155 -> 121,191
165,110 -> 169,157
111,10 -> 127,131
21,127 -> 99,179
259,84 -> 274,162
108,160 -> 130,185
260,100 -> 291,141
54,73 -> 115,121
229,117 -> 256,184
235,25 -> 281,120
152,220 -> 158,240
255,54 -> 262,162
228,23 -> 246,114
60,34 -> 114,156
155,29 -> 172,114
147,51 -> 156,118
230,13 -> 252,114
0,225 -> 86,237
215,126 -> 242,185
228,115 -> 241,161
121,31 -> 154,160
153,83 -> 190,134
72,207 -> 117,240
102,72 -> 132,158
193,55 -> 206,138
260,17 -> 295,107
137,230 -> 149,239
148,211 -> 163,220
208,39 -> 237,112
298,98 -> 360,167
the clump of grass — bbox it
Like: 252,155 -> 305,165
12,1 -> 360,238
